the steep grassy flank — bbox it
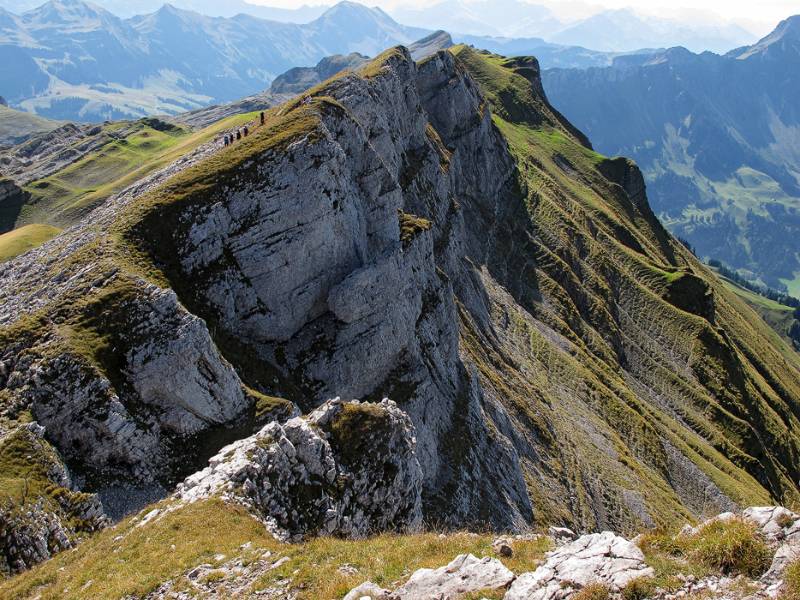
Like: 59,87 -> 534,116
452,45 -> 800,525
0,223 -> 61,262
0,498 -> 550,599
16,112 -> 258,229
0,105 -> 60,147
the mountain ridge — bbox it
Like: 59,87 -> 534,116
1,0 -> 682,122
2,43 -> 799,587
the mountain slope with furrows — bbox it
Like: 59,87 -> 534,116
542,16 -> 800,295
1,42 -> 800,582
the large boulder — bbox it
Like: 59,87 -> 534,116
394,553 -> 515,599
505,532 -> 654,600
177,398 -> 422,541
345,553 -> 515,600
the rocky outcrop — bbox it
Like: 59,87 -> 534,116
395,553 -> 515,599
506,532 -> 654,600
270,53 -> 369,95
177,398 -> 422,541
408,30 -> 453,60
134,46 -> 532,530
2,283 -> 251,486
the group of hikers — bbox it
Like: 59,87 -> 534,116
223,110 -> 267,147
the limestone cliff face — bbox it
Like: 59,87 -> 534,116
133,48 -> 533,529
2,42 -> 800,575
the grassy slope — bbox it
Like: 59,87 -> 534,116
0,111 -> 258,259
0,105 -> 60,147
16,112 -> 258,230
0,223 -> 61,262
451,45 -> 800,525
0,497 -> 550,599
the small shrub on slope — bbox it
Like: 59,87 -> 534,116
573,582 -> 611,600
622,577 -> 656,600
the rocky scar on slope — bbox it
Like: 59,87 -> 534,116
2,40 -> 800,576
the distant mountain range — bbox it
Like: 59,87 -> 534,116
0,0 -> 329,20
390,1 -> 756,53
548,8 -> 755,53
543,16 -> 800,294
390,0 -> 563,39
2,0 -> 755,54
0,0 -> 429,121
0,0 -> 664,122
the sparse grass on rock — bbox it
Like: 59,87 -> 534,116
783,559 -> 800,600
398,209 -> 432,247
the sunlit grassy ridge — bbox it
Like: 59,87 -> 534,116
15,112 -> 259,230
0,223 -> 61,262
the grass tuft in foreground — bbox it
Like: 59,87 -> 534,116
783,559 -> 800,599
638,517 -> 772,592
684,519 -> 772,577
573,582 -> 612,600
